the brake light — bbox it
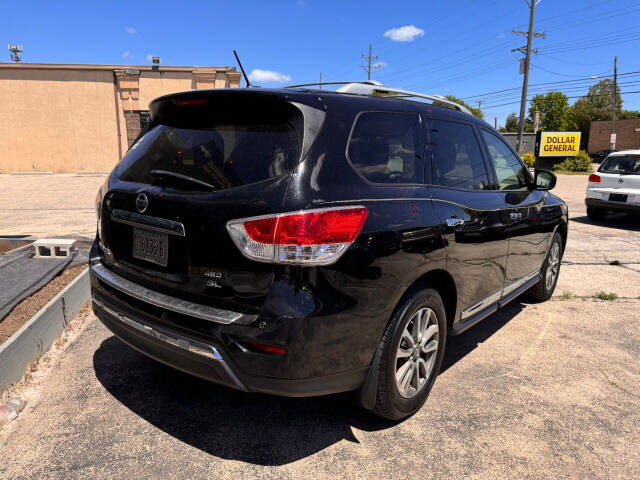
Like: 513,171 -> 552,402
174,98 -> 208,107
227,206 -> 368,265
588,174 -> 601,183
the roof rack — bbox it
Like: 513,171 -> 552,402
283,80 -> 472,115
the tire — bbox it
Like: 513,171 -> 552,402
527,232 -> 563,302
373,286 -> 447,421
587,206 -> 606,221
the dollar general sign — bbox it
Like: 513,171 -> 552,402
539,132 -> 581,157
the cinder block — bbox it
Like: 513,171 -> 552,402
33,238 -> 77,259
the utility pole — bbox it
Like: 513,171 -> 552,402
611,56 -> 617,149
512,1 -> 545,153
319,72 -> 322,90
361,44 -> 381,81
495,117 -> 498,129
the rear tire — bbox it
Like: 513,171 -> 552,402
373,286 -> 447,421
587,206 -> 606,221
527,232 -> 562,302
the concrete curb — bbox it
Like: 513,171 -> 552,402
0,267 -> 89,394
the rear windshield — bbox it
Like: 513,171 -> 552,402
599,155 -> 640,175
117,98 -> 303,190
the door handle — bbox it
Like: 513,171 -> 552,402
446,217 -> 464,227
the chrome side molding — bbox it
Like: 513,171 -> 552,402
460,269 -> 540,320
93,298 -> 246,391
111,209 -> 186,237
90,262 -> 257,325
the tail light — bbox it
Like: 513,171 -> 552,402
588,174 -> 601,183
226,206 -> 368,266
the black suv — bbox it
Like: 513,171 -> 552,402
90,83 -> 567,420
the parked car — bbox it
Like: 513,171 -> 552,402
590,149 -> 615,163
586,150 -> 640,220
90,82 -> 568,420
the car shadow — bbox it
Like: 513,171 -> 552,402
93,336 -> 394,466
441,300 -> 525,373
93,300 -> 527,465
571,214 -> 640,232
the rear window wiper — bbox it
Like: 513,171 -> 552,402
149,170 -> 217,191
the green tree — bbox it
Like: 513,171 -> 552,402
568,79 -> 624,149
618,109 -> 640,119
583,78 -> 623,117
528,91 -> 570,131
443,95 -> 484,119
499,112 -> 532,133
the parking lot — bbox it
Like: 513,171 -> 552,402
1,173 -> 639,479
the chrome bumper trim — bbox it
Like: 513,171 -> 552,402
111,209 -> 186,236
90,262 -> 256,325
93,297 -> 247,391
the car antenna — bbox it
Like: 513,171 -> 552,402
233,50 -> 251,87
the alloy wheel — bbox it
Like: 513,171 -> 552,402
545,242 -> 560,291
395,307 -> 439,399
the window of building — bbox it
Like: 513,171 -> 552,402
480,129 -> 530,191
429,120 -> 489,190
139,111 -> 151,134
347,112 -> 423,184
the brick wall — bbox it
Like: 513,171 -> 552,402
124,111 -> 141,147
589,118 -> 640,152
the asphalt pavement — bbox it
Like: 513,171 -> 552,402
0,173 -> 638,479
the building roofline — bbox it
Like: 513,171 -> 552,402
0,62 -> 236,73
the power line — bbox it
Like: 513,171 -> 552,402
482,89 -> 640,110
462,70 -> 640,101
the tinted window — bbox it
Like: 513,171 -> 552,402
480,130 -> 529,191
348,112 -> 423,184
429,120 -> 489,190
118,103 -> 303,190
599,155 -> 640,175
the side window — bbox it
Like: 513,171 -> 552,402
429,120 -> 489,190
480,129 -> 530,191
347,112 -> 423,184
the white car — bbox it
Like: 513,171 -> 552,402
585,149 -> 640,220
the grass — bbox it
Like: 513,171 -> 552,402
593,291 -> 618,301
559,291 -> 574,301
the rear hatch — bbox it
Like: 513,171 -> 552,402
590,154 -> 640,204
99,90 -> 325,314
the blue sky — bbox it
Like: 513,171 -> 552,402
3,0 -> 640,126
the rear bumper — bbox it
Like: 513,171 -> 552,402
90,260 -> 368,397
585,197 -> 640,213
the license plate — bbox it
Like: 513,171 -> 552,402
609,193 -> 628,203
132,228 -> 168,266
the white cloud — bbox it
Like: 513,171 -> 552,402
122,51 -> 132,59
125,27 -> 137,35
373,61 -> 387,68
248,69 -> 291,84
497,32 -> 506,39
383,25 -> 424,42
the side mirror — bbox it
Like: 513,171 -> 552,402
534,169 -> 556,191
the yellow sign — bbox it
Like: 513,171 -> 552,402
539,132 -> 581,157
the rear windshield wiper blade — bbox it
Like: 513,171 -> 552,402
149,170 -> 217,191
